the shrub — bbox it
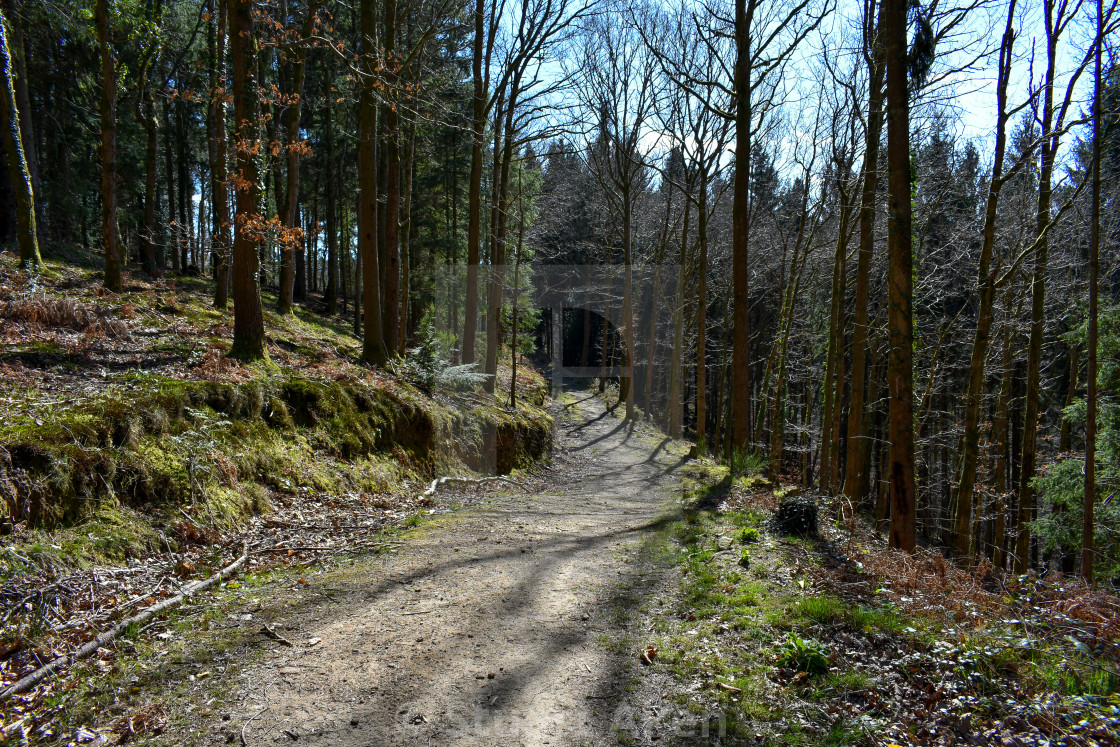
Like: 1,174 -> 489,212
775,633 -> 830,676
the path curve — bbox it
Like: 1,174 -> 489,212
220,390 -> 688,746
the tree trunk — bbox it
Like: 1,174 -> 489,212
670,190 -> 691,438
2,0 -> 40,241
0,9 -> 38,268
276,0 -> 317,314
1083,0 -> 1102,583
162,94 -> 178,274
881,0 -> 915,552
359,0 -> 387,365
227,0 -> 266,361
731,0 -> 753,458
399,119 -> 416,352
462,0 -> 485,365
953,3 -> 1016,558
96,0 -> 122,292
381,0 -> 400,352
209,0 -> 230,307
821,181 -> 852,494
139,89 -> 159,275
1017,4 -> 1059,572
696,172 -> 709,448
842,44 -> 885,509
324,92 -> 338,315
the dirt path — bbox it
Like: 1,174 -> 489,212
207,391 -> 689,746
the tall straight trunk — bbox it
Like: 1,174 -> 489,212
509,171 -> 524,407
324,94 -> 338,315
208,0 -> 230,307
696,174 -> 709,447
380,0 -> 400,351
843,46 -> 885,508
646,184 -> 673,415
139,89 -> 159,275
162,95 -> 178,273
178,103 -> 192,272
96,0 -> 122,292
621,193 -> 635,420
991,294 -> 1016,568
3,0 -> 39,240
1060,343 -> 1079,451
881,0 -> 915,552
1083,0 -> 1102,583
1017,3 -> 1059,571
0,9 -> 38,268
277,0 -> 318,313
670,189 -> 691,438
462,0 -> 484,365
821,183 -> 852,493
359,0 -> 386,365
953,2 -> 1017,558
484,92 -> 517,392
399,120 -> 416,352
227,0 -> 266,361
731,0 -> 754,457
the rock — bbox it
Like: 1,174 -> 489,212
717,535 -> 733,551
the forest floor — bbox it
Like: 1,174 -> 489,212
12,386 -> 1119,747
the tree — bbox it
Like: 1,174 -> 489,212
1083,0 -> 1105,582
227,0 -> 267,361
358,0 -> 387,365
0,8 -> 39,269
96,0 -> 123,293
881,0 -> 915,552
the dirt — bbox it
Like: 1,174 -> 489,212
181,390 -> 692,747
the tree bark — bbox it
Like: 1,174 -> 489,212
0,8 -> 38,269
1083,0 -> 1102,582
359,0 -> 387,365
96,0 -> 122,292
953,2 -> 1016,559
462,0 -> 485,365
881,0 -> 915,552
208,0 -> 230,307
324,90 -> 338,315
227,0 -> 267,361
1017,1 -> 1059,572
842,41 -> 885,510
381,0 -> 400,352
731,0 -> 754,458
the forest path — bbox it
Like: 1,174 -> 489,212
219,390 -> 689,747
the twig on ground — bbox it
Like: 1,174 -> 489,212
1,542 -> 249,698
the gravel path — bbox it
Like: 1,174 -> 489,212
214,390 -> 689,747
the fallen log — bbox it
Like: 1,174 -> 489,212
421,475 -> 523,499
1,542 -> 249,698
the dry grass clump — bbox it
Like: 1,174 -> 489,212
0,297 -> 129,339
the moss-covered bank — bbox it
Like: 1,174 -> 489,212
0,372 -> 552,535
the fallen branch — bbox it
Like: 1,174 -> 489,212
1,542 -> 249,699
420,475 -> 523,499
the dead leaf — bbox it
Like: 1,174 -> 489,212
717,682 -> 742,694
640,645 -> 657,665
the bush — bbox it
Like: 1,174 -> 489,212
391,322 -> 490,394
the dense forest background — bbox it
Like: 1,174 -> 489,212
1,0 -> 1118,578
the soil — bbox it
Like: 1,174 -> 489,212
183,390 -> 691,747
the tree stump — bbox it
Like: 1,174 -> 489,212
774,494 -> 819,537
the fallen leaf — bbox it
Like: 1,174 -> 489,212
640,645 -> 657,665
